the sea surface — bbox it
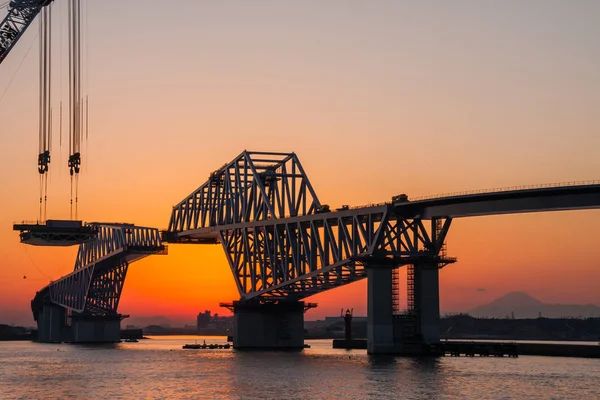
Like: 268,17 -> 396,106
1,336 -> 599,399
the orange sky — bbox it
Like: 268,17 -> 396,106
1,1 -> 600,326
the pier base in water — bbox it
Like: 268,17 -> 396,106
36,309 -> 122,344
367,261 -> 443,355
36,305 -> 67,343
223,300 -> 314,350
70,314 -> 122,343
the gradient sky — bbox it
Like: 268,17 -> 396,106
1,1 -> 599,326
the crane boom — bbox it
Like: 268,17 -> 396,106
0,0 -> 54,65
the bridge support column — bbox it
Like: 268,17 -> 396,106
228,300 -> 307,350
366,260 -> 443,355
366,263 -> 398,354
414,262 -> 441,345
36,305 -> 67,343
70,314 -> 121,343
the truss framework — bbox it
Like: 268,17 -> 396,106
36,224 -> 165,317
164,151 -> 456,301
0,0 -> 53,64
168,151 -> 321,233
74,224 -> 163,270
84,259 -> 129,315
217,206 -> 454,300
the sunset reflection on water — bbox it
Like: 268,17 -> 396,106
1,337 -> 599,399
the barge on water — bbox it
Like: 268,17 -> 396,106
183,343 -> 231,350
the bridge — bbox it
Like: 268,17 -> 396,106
29,150 -> 600,354
31,223 -> 166,343
3,1 -> 599,354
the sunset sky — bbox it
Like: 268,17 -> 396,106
1,1 -> 600,326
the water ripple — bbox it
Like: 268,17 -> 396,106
0,338 -> 599,399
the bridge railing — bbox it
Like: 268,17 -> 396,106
350,202 -> 390,210
409,180 -> 600,202
342,180 -> 600,211
13,220 -> 44,225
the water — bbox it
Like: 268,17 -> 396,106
1,336 -> 599,399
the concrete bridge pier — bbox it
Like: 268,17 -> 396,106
366,260 -> 442,355
227,300 -> 311,350
36,305 -> 67,343
70,313 -> 122,343
366,262 -> 398,354
413,262 -> 441,345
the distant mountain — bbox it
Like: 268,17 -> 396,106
467,292 -> 600,319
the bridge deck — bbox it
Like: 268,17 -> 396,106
395,183 -> 600,218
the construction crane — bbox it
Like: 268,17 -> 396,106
5,0 -> 92,245
2,0 -> 87,214
0,0 -> 54,65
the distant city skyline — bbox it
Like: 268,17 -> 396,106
2,1 -> 600,325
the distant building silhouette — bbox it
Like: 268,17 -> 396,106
197,311 -> 212,331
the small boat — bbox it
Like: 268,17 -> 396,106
182,342 -> 232,350
183,344 -> 203,349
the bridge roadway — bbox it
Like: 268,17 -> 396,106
30,150 -> 600,354
399,182 -> 600,218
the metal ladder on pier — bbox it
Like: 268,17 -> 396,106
392,267 -> 401,315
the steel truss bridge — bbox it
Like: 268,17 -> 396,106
31,223 -> 166,321
165,151 -> 600,302
165,151 -> 457,300
32,150 -> 600,322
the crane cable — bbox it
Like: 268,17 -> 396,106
37,4 -> 52,222
67,0 -> 83,220
68,0 -> 73,218
66,0 -> 89,220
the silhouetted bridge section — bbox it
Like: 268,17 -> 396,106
30,151 -> 600,353
401,182 -> 600,218
31,224 -> 166,343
